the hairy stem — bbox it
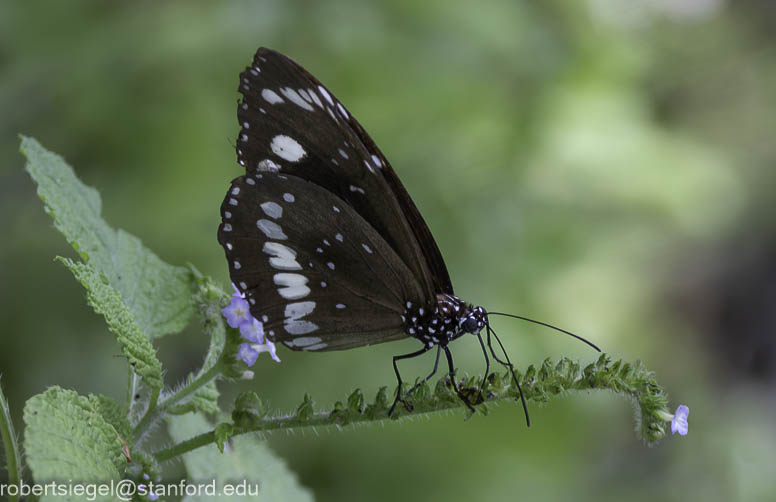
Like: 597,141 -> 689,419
133,362 -> 224,444
153,355 -> 674,463
0,378 -> 23,502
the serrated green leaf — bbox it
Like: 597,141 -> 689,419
214,423 -> 235,453
88,395 -> 132,444
20,136 -> 195,339
23,387 -> 124,497
167,413 -> 314,502
59,258 -> 163,391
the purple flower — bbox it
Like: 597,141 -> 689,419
222,294 -> 252,328
138,484 -> 159,501
253,340 -> 281,363
238,343 -> 259,367
671,404 -> 689,436
240,317 -> 265,343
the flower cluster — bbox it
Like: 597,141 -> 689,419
222,284 -> 280,366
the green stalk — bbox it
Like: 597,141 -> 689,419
133,361 -> 224,442
153,355 -> 677,463
0,378 -> 23,502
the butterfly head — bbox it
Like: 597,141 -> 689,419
460,305 -> 486,334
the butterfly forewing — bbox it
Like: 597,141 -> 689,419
236,48 -> 453,299
218,171 -> 425,351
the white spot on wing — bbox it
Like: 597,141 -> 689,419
271,135 -> 306,162
291,336 -> 322,347
318,85 -> 334,105
263,242 -> 302,270
362,243 -> 373,254
335,233 -> 343,242
262,89 -> 284,104
257,219 -> 287,240
258,159 -> 280,172
308,88 -> 323,108
260,201 -> 283,219
280,87 -> 314,111
298,88 -> 312,103
338,148 -> 349,159
284,301 -> 318,334
327,262 -> 335,270
336,102 -> 349,119
349,185 -> 365,194
371,154 -> 382,168
283,193 -> 295,203
274,273 -> 310,300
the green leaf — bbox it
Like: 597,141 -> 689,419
23,387 -> 124,489
167,413 -> 314,502
295,394 -> 314,422
59,258 -> 163,391
20,136 -> 195,339
88,395 -> 133,444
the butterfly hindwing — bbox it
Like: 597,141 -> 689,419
236,47 -> 453,300
218,171 -> 425,351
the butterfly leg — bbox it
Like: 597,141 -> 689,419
406,345 -> 441,397
442,345 -> 476,413
388,345 -> 432,416
475,331 -> 491,399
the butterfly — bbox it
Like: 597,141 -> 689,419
218,47 -> 599,421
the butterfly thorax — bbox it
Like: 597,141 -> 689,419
402,294 -> 486,348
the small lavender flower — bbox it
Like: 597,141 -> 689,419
240,317 -> 265,343
238,343 -> 259,367
671,404 -> 689,436
222,294 -> 252,328
253,340 -> 281,363
138,484 -> 159,501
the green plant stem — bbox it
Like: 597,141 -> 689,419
133,362 -> 224,442
0,378 -> 23,502
153,355 -> 674,463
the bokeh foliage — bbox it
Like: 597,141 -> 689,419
2,1 -> 775,501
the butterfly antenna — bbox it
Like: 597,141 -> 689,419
487,312 -> 601,352
486,323 -> 530,427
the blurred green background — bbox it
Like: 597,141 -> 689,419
2,1 -> 775,501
